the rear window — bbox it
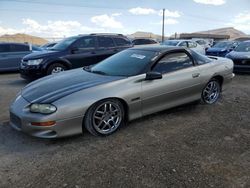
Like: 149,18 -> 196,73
113,37 -> 131,46
11,44 -> 29,52
0,44 -> 10,53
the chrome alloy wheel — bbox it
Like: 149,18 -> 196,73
92,101 -> 122,134
202,80 -> 220,104
51,67 -> 64,74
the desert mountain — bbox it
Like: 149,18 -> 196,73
0,33 -> 48,45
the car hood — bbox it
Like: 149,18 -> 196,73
21,68 -> 125,103
226,51 -> 250,59
207,47 -> 228,52
23,50 -> 63,60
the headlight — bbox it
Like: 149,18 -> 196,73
27,59 -> 43,65
30,104 -> 57,114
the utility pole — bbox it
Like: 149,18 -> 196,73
162,8 -> 165,43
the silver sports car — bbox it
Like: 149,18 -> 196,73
10,46 -> 234,138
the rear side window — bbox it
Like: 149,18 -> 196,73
98,36 -> 115,48
113,37 -> 131,46
179,42 -> 188,47
11,44 -> 29,52
0,44 -> 10,53
73,37 -> 96,49
148,39 -> 157,44
153,52 -> 193,74
133,39 -> 144,45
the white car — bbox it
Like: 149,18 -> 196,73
162,40 -> 205,55
193,39 -> 211,51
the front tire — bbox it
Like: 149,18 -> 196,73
84,99 -> 125,136
202,79 -> 221,104
47,63 -> 67,75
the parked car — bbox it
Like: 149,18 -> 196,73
193,39 -> 211,50
20,33 -> 133,80
132,38 -> 159,46
10,46 -> 234,138
161,40 -> 205,54
0,42 -> 42,72
226,40 -> 250,72
206,41 -> 239,57
40,42 -> 57,50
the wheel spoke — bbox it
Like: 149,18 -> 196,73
203,81 -> 220,104
92,101 -> 122,134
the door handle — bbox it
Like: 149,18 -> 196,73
192,73 -> 200,78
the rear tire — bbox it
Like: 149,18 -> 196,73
84,99 -> 125,136
46,63 -> 67,75
201,79 -> 221,104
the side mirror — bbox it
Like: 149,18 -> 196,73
145,71 -> 162,80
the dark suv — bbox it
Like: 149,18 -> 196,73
20,33 -> 133,79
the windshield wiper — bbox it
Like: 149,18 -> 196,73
91,70 -> 107,75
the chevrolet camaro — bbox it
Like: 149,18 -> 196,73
10,46 -> 234,138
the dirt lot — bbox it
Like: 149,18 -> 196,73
0,73 -> 250,188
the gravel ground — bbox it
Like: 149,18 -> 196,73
0,73 -> 249,188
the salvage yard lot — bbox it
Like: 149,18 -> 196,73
0,73 -> 250,187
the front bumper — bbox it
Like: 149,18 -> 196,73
9,96 -> 83,138
19,63 -> 45,80
233,65 -> 250,73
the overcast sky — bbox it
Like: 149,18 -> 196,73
0,0 -> 249,38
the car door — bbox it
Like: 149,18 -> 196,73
0,44 -> 11,71
141,50 -> 203,116
95,36 -> 117,63
0,44 -> 30,71
64,36 -> 98,68
9,44 -> 31,70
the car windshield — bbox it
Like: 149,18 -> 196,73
234,42 -> 250,52
213,42 -> 234,48
162,41 -> 179,46
50,36 -> 79,51
90,49 -> 158,77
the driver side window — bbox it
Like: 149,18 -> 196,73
153,52 -> 193,74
